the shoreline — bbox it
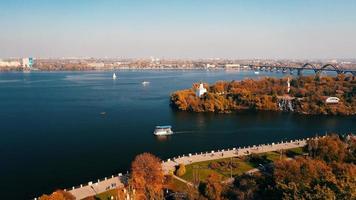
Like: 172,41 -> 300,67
40,136 -> 320,200
0,68 -> 224,72
170,76 -> 356,115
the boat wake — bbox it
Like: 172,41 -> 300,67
174,130 -> 197,134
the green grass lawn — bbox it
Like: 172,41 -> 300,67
181,157 -> 255,183
265,151 -> 282,162
286,147 -> 306,158
95,189 -> 118,200
178,150 -> 301,183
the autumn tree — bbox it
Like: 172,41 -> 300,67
39,190 -> 75,200
175,164 -> 186,176
274,157 -> 337,199
198,174 -> 223,200
170,76 -> 356,115
306,135 -> 348,163
346,136 -> 356,163
330,162 -> 356,199
228,174 -> 261,200
130,153 -> 164,200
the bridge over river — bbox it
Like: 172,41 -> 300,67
246,63 -> 356,76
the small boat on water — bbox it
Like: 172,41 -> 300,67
254,71 -> 260,75
142,81 -> 150,85
153,125 -> 173,136
113,73 -> 117,79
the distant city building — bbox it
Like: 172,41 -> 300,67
325,97 -> 340,104
150,56 -> 160,64
225,64 -> 240,68
206,64 -> 216,68
22,57 -> 33,68
196,83 -> 207,97
88,62 -> 105,68
0,59 -> 21,67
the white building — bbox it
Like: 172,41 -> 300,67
88,62 -> 105,68
325,97 -> 340,104
225,64 -> 240,68
22,57 -> 33,68
196,83 -> 207,97
206,64 -> 216,68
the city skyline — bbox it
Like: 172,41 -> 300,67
1,0 -> 356,59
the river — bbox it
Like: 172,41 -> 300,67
0,70 -> 354,199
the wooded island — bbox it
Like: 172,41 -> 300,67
170,75 -> 356,115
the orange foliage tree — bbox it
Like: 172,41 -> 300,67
130,153 -> 164,200
39,190 -> 75,200
199,174 -> 223,200
170,75 -> 356,115
274,156 -> 356,199
274,157 -> 336,199
306,134 -> 348,163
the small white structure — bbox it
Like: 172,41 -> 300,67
225,64 -> 240,68
22,57 -> 33,68
287,77 -> 291,93
196,83 -> 207,97
325,97 -> 340,104
88,62 -> 105,68
206,64 -> 216,68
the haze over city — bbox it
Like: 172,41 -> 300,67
1,0 -> 356,59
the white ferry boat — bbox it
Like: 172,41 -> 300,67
153,125 -> 173,136
142,81 -> 150,85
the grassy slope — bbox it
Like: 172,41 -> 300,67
179,148 -> 305,183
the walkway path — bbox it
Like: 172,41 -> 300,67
162,138 -> 308,174
59,137 -> 313,200
66,175 -> 125,200
172,175 -> 195,187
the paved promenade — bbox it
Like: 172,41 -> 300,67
162,138 -> 308,174
54,137 -> 313,200
66,174 -> 125,200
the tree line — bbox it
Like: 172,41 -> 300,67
170,75 -> 356,115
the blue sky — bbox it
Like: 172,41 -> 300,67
1,0 -> 356,59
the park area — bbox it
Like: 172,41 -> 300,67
177,147 -> 305,184
83,147 -> 306,199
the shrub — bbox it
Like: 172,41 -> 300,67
176,164 -> 186,176
230,161 -> 239,168
209,161 -> 220,169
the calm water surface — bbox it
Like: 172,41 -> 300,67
0,70 -> 354,199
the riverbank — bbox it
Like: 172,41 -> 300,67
170,75 -> 356,115
161,137 -> 308,174
42,137 -> 312,200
